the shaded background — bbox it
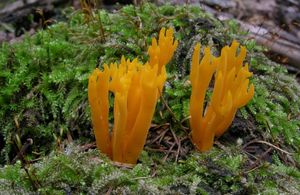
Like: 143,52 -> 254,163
1,0 -> 299,75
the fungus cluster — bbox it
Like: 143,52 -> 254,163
89,27 -> 255,164
189,40 -> 255,152
88,28 -> 178,164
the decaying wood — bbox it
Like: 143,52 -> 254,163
157,0 -> 300,69
239,22 -> 300,69
199,2 -> 300,69
0,0 -> 71,43
0,0 -> 68,23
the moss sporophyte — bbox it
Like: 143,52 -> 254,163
88,28 -> 254,164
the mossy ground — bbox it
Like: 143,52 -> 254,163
0,3 -> 299,194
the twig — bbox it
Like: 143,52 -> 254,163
159,89 -> 190,136
245,163 -> 265,174
149,125 -> 169,145
23,166 -> 41,190
170,127 -> 181,162
242,139 -> 292,155
243,150 -> 259,161
144,147 -> 175,153
11,138 -> 33,164
158,89 -> 179,123
162,142 -> 176,162
11,138 -> 41,190
245,147 -> 273,173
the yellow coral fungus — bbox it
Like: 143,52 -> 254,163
148,27 -> 178,91
189,40 -> 254,152
88,27 -> 178,164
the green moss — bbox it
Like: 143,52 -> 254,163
1,145 -> 298,194
247,55 -> 300,149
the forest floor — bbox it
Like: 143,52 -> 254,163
0,1 -> 299,194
